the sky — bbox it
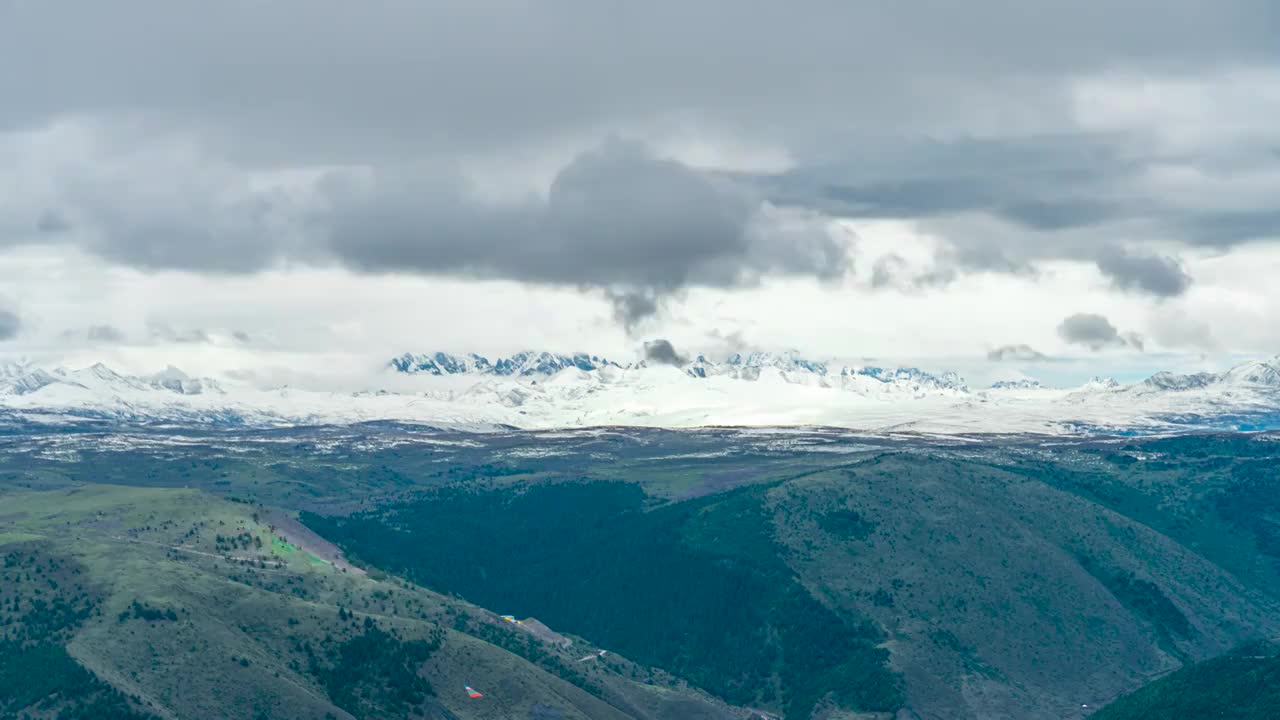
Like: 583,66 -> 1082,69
2,1 -> 1280,388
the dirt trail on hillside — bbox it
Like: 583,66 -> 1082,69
265,509 -> 365,575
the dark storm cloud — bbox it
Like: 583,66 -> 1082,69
0,131 -> 851,330
324,141 -> 756,287
761,135 -> 1132,230
643,339 -> 687,366
987,344 -> 1048,362
0,310 -> 19,341
2,1 -> 1280,308
64,176 -> 287,275
318,140 -> 850,324
760,131 -> 1279,284
1178,209 -> 1280,246
608,291 -> 661,331
1094,247 -> 1192,297
1057,313 -> 1144,351
4,2 -> 1274,153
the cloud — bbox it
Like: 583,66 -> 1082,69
4,2 -> 1274,157
59,324 -> 127,344
706,329 -> 755,356
1095,246 -> 1192,297
987,344 -> 1048,362
87,325 -> 126,342
2,2 -> 1280,355
607,290 -> 662,331
870,254 -> 908,289
1149,307 -> 1216,351
1057,313 -> 1144,351
763,122 -> 1280,285
0,309 -> 19,341
147,322 -> 211,344
643,339 -> 687,366
0,127 -> 854,332
320,140 -> 847,288
36,210 -> 70,234
868,253 -> 959,291
763,135 -> 1129,232
316,139 -> 850,328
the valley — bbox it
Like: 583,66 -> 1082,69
1,425 -> 1278,718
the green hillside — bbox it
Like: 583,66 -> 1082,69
304,481 -> 902,719
3,427 -> 1280,719
0,484 -> 752,720
1091,643 -> 1280,719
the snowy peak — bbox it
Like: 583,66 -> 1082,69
1220,357 -> 1280,387
54,363 -> 144,394
724,351 -> 830,375
990,379 -> 1044,390
496,352 -> 620,376
1081,376 -> 1122,392
391,351 -> 620,377
391,349 -> 973,397
843,366 -> 968,392
0,363 -> 222,398
390,352 -> 491,376
3,352 -> 1280,435
1,368 -> 63,396
145,366 -> 224,395
1139,371 -> 1218,392
1128,357 -> 1280,393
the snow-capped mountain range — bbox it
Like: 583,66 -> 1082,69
3,352 -> 1280,435
390,351 -> 970,393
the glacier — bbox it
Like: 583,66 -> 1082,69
2,353 -> 1280,436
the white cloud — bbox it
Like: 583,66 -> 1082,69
1070,69 -> 1280,152
2,222 -> 1279,388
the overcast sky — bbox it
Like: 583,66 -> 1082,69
2,1 -> 1279,386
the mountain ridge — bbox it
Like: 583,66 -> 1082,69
1,354 -> 1279,435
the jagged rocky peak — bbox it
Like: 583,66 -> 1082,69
82,362 -> 128,382
0,360 -> 33,379
0,368 -> 61,396
0,361 -> 224,398
390,352 -> 487,375
990,379 -> 1044,390
1141,371 -> 1218,392
724,351 -> 830,375
1220,356 -> 1280,387
145,365 -> 223,395
389,349 -> 979,391
844,366 -> 969,391
493,351 -> 618,376
391,351 -> 620,377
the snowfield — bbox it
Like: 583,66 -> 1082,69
2,352 -> 1280,436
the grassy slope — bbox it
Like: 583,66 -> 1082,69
303,482 -> 902,720
1091,644 -> 1280,719
774,454 -> 1280,719
302,447 -> 1280,720
0,484 -> 751,720
5,430 -> 1280,720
